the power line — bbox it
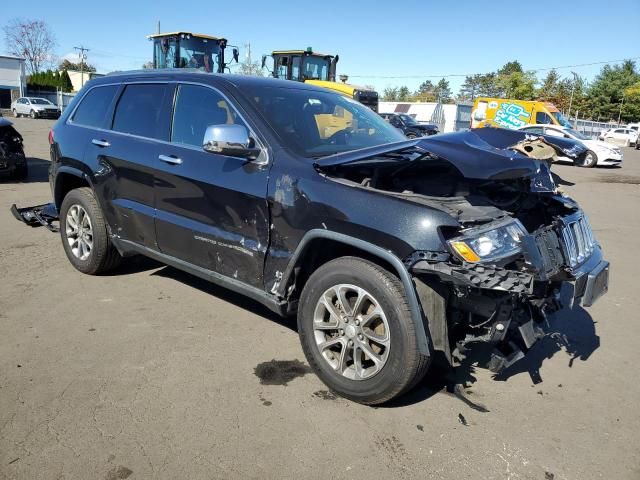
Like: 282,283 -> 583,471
348,56 -> 640,79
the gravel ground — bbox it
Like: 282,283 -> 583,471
1,117 -> 639,480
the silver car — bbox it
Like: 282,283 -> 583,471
11,97 -> 61,119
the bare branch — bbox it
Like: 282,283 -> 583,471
3,18 -> 57,74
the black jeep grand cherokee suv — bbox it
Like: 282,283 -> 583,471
43,71 -> 608,405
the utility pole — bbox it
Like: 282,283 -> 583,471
244,43 -> 253,75
74,45 -> 89,89
617,94 -> 625,126
567,71 -> 578,124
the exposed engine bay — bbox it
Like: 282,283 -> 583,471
315,129 -> 608,373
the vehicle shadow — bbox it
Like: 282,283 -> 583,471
382,304 -> 599,409
149,265 -> 298,333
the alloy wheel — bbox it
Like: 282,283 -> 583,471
313,284 -> 390,380
65,204 -> 94,260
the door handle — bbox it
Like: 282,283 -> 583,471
158,154 -> 183,165
91,139 -> 110,147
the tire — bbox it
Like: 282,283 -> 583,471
12,109 -> 19,118
59,187 -> 121,275
624,139 -> 630,147
297,256 -> 430,405
30,110 -> 37,119
406,132 -> 417,139
13,163 -> 28,181
580,150 -> 598,168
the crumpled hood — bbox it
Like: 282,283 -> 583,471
314,127 -> 587,181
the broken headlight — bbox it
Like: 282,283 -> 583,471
447,219 -> 527,264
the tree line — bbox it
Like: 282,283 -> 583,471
382,60 -> 640,123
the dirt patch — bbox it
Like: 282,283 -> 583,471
254,359 -> 310,386
596,175 -> 640,185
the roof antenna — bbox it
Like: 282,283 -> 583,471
157,20 -> 160,34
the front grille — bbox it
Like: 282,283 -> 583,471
559,213 -> 597,268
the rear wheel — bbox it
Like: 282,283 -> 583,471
406,132 -> 417,139
12,109 -> 19,118
59,187 -> 121,275
580,150 -> 598,168
297,257 -> 430,405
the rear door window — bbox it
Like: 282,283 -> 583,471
71,85 -> 119,128
171,84 -> 245,148
112,84 -> 167,139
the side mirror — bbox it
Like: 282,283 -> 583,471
203,124 -> 260,159
233,48 -> 240,63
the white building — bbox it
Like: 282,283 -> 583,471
0,55 -> 26,109
66,70 -> 104,92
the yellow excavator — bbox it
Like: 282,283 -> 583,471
148,31 -> 239,73
261,48 -> 378,112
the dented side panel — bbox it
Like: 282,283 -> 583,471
263,149 -> 460,292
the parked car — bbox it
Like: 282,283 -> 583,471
519,124 -> 623,167
379,112 -> 439,138
0,117 -> 27,179
598,127 -> 638,147
14,72 -> 609,405
11,97 -> 61,119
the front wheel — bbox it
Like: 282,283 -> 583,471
59,187 -> 121,275
29,110 -> 37,119
580,150 -> 598,168
13,163 -> 28,181
406,132 -> 417,139
297,257 -> 430,405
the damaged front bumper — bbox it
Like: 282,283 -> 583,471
407,215 -> 609,373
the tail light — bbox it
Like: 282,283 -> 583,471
48,129 -> 54,145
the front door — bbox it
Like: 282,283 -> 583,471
153,83 -> 270,289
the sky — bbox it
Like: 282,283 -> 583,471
3,0 -> 640,94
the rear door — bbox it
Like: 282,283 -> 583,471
153,82 -> 270,289
87,82 -> 172,249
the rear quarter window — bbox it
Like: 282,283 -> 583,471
71,85 -> 118,128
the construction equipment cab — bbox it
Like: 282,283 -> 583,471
148,31 -> 239,73
262,48 -> 379,111
471,97 -> 572,130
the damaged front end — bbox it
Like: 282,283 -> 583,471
316,128 -> 609,372
0,118 -> 27,179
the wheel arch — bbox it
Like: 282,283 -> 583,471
279,229 -> 431,356
54,167 -> 94,209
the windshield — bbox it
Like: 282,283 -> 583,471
179,37 -> 221,72
552,111 -> 572,128
301,56 -> 330,81
246,86 -> 405,157
398,114 -> 418,125
565,128 -> 589,140
30,98 -> 52,105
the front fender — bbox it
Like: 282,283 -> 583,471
278,229 -> 432,356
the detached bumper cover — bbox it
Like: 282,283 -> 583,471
11,203 -> 59,232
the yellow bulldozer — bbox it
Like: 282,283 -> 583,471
261,48 -> 378,112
